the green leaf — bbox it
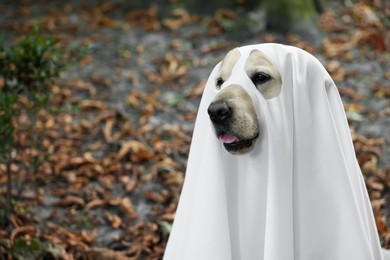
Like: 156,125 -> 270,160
157,221 -> 172,235
346,110 -> 364,122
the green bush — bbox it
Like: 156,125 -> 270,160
0,23 -> 89,219
1,26 -> 64,94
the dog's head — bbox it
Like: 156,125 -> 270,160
207,48 -> 282,155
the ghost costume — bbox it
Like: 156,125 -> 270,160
164,44 -> 383,259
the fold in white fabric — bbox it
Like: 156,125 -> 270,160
164,44 -> 383,260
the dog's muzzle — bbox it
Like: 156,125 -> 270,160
207,97 -> 259,155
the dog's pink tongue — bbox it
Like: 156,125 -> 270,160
219,134 -> 239,144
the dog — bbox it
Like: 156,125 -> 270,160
164,44 -> 384,260
207,48 -> 282,154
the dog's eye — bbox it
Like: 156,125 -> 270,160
216,77 -> 224,89
251,72 -> 272,85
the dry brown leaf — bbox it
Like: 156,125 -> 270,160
98,16 -> 119,28
139,103 -> 154,125
91,74 -> 113,88
144,191 -> 165,203
47,222 -> 89,249
362,155 -> 378,174
161,172 -> 184,186
55,195 -> 85,207
326,60 -> 346,82
185,80 -> 205,98
201,42 -> 234,53
352,4 -> 383,29
295,42 -> 317,53
85,248 -> 131,260
368,180 -> 385,193
374,84 -> 390,98
108,197 -> 122,206
322,31 -> 366,58
10,226 -> 37,243
119,197 -> 137,218
79,55 -> 94,67
98,175 -> 115,189
359,32 -> 387,51
179,111 -> 197,121
143,71 -> 163,84
69,79 -> 97,97
85,199 -> 106,210
319,10 -> 349,31
371,198 -> 386,211
125,4 -> 160,31
338,86 -> 361,101
105,211 -> 122,229
116,140 -> 154,162
374,211 -> 389,235
10,214 -> 22,228
215,8 -> 237,21
169,39 -> 183,50
69,153 -> 96,167
152,54 -> 188,84
163,8 -> 192,30
103,118 -> 115,142
79,100 -> 108,110
126,91 -> 141,107
81,229 -> 97,244
21,193 -> 43,203
159,213 -> 175,222
125,180 -> 137,194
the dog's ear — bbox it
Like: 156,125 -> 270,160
244,49 -> 282,99
217,48 -> 241,89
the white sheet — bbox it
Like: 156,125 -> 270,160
164,43 -> 383,260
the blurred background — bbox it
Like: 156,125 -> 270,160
0,0 -> 389,259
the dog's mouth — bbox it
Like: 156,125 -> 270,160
218,132 -> 258,154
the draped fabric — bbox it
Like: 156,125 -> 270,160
163,44 -> 383,260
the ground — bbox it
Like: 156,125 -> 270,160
0,0 -> 389,259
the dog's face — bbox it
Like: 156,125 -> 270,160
207,48 -> 282,155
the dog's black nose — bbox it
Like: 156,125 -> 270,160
208,102 -> 231,122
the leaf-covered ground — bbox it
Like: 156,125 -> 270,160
0,0 -> 389,259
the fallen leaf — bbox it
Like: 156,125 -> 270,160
98,16 -> 119,28
79,100 -> 108,110
69,79 -> 96,97
103,118 -> 115,142
185,80 -> 205,98
326,60 -> 346,81
144,191 -> 165,203
124,178 -> 137,193
119,197 -> 137,218
352,4 -> 383,29
116,140 -> 154,162
81,229 -> 97,244
98,175 -> 115,189
10,226 -> 37,243
125,4 -> 160,31
85,199 -> 106,210
359,32 -> 387,51
85,248 -> 131,260
163,8 -> 193,30
371,198 -> 386,210
105,211 -> 122,229
322,32 -> 364,58
362,155 -> 378,174
55,195 -> 85,207
157,221 -> 172,235
338,86 -> 361,101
